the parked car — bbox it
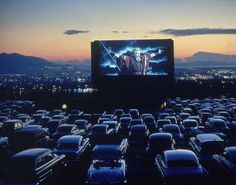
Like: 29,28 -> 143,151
44,119 -> 63,136
88,124 -> 113,146
159,124 -> 185,145
86,144 -> 127,184
54,135 -> 90,162
146,133 -> 175,156
128,124 -> 149,155
0,137 -> 10,158
118,117 -> 132,137
189,134 -> 225,160
74,119 -> 92,134
155,149 -> 207,185
143,116 -> 156,133
1,119 -> 23,137
156,119 -> 171,129
3,148 -> 65,184
53,124 -> 84,140
212,146 -> 236,180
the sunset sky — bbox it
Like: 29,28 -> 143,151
0,0 -> 236,62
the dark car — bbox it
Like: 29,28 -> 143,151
156,119 -> 171,129
3,148 -> 65,184
155,149 -> 207,185
118,117 -> 132,138
143,115 -> 156,133
212,146 -> 236,180
44,119 -> 63,136
205,118 -> 230,135
128,124 -> 149,155
159,124 -> 185,145
74,119 -> 92,134
189,134 -> 225,160
10,125 -> 49,152
88,124 -> 113,146
146,133 -> 175,156
53,124 -> 84,140
54,135 -> 90,162
86,144 -> 127,185
129,109 -> 140,119
1,119 -> 23,137
0,137 -> 10,158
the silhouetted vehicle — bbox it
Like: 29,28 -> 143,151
143,115 -> 156,133
54,135 -> 90,162
11,125 -> 50,152
0,137 -> 10,158
146,133 -> 175,157
1,119 -> 23,137
32,113 -> 45,124
155,149 -> 208,185
180,119 -> 199,139
102,120 -> 120,134
88,124 -> 113,146
35,109 -> 50,116
177,112 -> 191,123
53,124 -> 84,140
118,117 -> 132,137
205,118 -> 230,135
44,119 -> 63,136
3,148 -> 65,184
212,146 -> 236,180
159,124 -> 185,145
113,109 -> 124,119
86,144 -> 127,185
159,112 -> 169,119
128,124 -> 149,155
74,119 -> 92,134
165,116 -> 178,125
189,134 -> 224,161
164,108 -> 176,116
156,119 -> 171,129
129,109 -> 140,119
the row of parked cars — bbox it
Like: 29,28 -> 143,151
0,97 -> 235,185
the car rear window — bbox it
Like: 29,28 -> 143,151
167,160 -> 198,167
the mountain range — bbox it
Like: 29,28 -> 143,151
0,51 -> 235,74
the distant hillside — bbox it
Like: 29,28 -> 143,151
0,53 -> 59,74
175,51 -> 236,67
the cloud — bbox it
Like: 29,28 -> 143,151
64,29 -> 89,35
155,28 -> 236,36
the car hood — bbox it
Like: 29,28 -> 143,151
87,165 -> 125,184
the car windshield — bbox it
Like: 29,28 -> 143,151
57,127 -> 72,133
167,160 -> 198,168
77,123 -> 86,129
94,160 -> 122,167
57,143 -> 78,149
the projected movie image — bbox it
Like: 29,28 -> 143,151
99,40 -> 170,76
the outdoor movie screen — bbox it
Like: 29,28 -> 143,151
96,39 -> 173,76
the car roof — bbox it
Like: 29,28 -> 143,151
164,149 -> 198,162
93,144 -> 122,158
57,135 -> 83,144
225,147 -> 236,157
12,148 -> 52,160
196,134 -> 223,143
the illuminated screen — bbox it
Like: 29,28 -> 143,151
97,39 -> 172,76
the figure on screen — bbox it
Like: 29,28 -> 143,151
114,48 -> 163,75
